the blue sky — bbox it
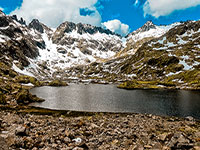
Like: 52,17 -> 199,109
1,0 -> 200,36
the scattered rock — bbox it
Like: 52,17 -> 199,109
0,109 -> 199,149
0,136 -> 9,150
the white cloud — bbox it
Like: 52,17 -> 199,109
0,7 -> 4,11
143,0 -> 200,18
11,0 -> 101,28
102,19 -> 130,36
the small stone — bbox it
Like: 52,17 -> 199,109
162,146 -> 170,150
177,134 -> 189,143
133,144 -> 144,150
73,147 -> 84,150
90,123 -> 98,128
72,137 -> 82,144
158,133 -> 168,141
144,145 -> 152,149
185,116 -> 194,121
111,139 -> 119,145
52,143 -> 58,148
152,143 -> 162,149
1,131 -> 9,134
15,126 -> 27,136
64,137 -> 71,144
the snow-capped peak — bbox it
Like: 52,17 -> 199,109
127,21 -> 181,43
56,21 -> 120,36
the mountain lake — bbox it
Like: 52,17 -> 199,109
30,84 -> 200,119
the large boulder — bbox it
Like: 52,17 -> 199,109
28,19 -> 44,33
15,89 -> 44,104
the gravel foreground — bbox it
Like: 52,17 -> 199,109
0,108 -> 200,150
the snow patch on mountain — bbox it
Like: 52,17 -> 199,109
12,63 -> 34,77
128,22 -> 180,43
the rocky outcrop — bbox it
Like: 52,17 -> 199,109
11,15 -> 26,25
127,21 -> 156,37
28,19 -> 44,33
0,16 -> 9,27
15,89 -> 44,104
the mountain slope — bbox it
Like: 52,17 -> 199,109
25,20 -> 124,79
117,21 -> 180,57
80,20 -> 200,89
0,11 -> 124,79
0,11 -> 200,89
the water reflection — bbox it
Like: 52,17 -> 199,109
30,84 -> 200,119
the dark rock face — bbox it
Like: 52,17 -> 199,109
0,25 -> 23,38
57,47 -> 67,54
0,37 -> 40,67
140,21 -> 156,32
147,56 -> 179,67
0,16 -> 9,27
63,22 -> 77,33
11,15 -> 26,25
0,14 -> 42,67
28,19 -> 44,33
36,41 -> 46,49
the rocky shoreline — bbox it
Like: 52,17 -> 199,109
0,106 -> 200,150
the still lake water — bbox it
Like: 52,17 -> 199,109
30,84 -> 200,119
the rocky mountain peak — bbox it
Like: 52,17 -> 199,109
137,21 -> 156,32
28,19 -> 44,33
57,21 -> 120,36
127,21 -> 156,37
11,15 -> 26,25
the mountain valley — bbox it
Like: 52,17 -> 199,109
0,10 -> 200,106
